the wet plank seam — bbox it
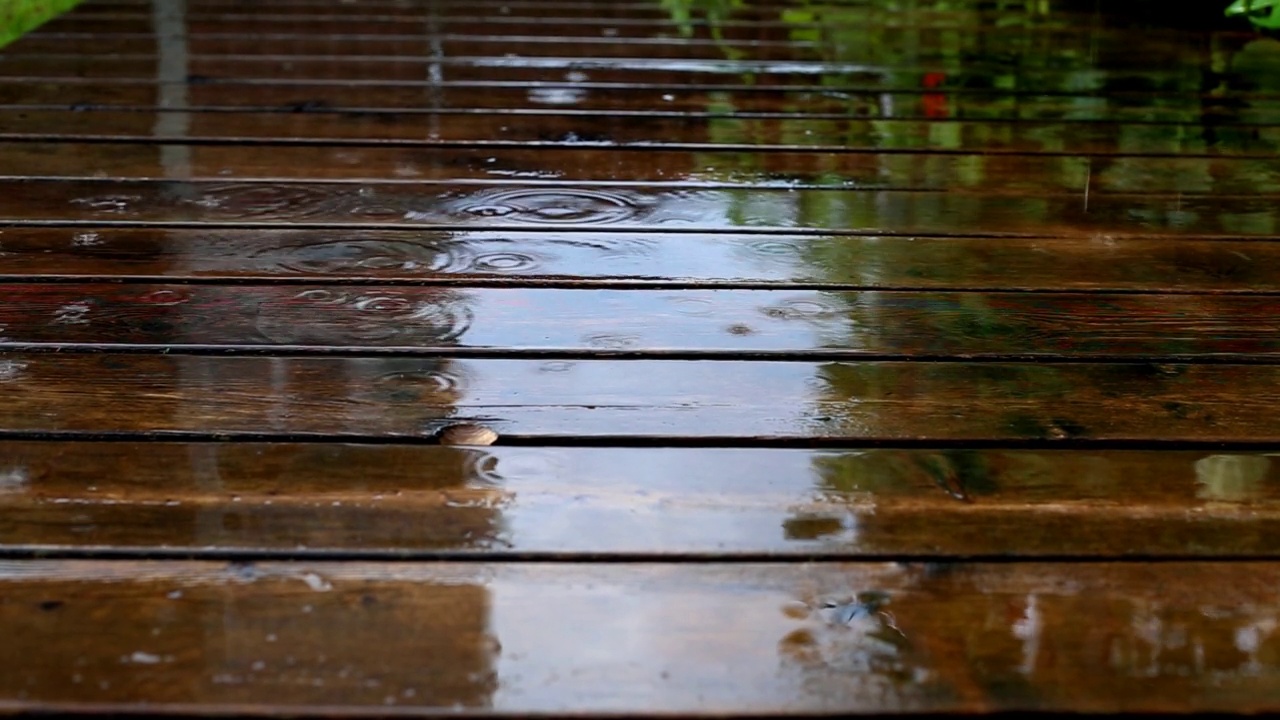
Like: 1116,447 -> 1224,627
0,135 -> 1260,159
0,430 -> 1278,451
6,345 -> 1280,364
11,546 -> 1280,563
5,220 -> 1276,242
4,76 -> 1267,100
8,104 -> 1266,128
6,277 -> 1280,295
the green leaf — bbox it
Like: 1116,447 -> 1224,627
0,0 -> 84,49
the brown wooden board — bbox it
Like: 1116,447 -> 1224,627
2,81 -> 1277,126
3,180 -> 1276,237
0,109 -> 1270,157
3,560 -> 1280,714
0,284 -> 1276,359
0,228 -> 1277,292
7,143 -> 1280,197
1,442 -> 1280,558
0,353 -> 1268,442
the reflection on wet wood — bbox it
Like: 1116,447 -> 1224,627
2,109 -> 1272,157
4,82 -> 1276,127
9,143 -> 1280,196
4,442 -> 1280,557
5,180 -> 1276,237
6,560 -> 1280,714
31,9 -> 1249,37
0,354 -> 1273,441
3,228 -> 1280,292
0,284 -> 1278,358
2,0 -> 1279,713
0,56 -> 1231,98
0,33 -> 1244,70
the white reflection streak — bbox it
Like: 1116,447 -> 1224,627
1012,593 -> 1042,677
153,0 -> 191,177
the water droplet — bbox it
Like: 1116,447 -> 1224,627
470,251 -> 540,273
256,290 -> 473,344
781,601 -> 811,619
53,301 -> 92,325
138,289 -> 190,306
126,651 -> 163,665
762,297 -> 843,320
0,467 -> 28,493
582,333 -> 639,350
0,360 -> 28,382
253,236 -> 452,276
438,424 -> 499,446
374,368 -> 465,398
750,239 -> 801,256
668,296 -> 715,316
300,572 -> 332,592
528,86 -> 587,105
192,184 -> 334,220
450,188 -> 645,226
71,195 -> 140,214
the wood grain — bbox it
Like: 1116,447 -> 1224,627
3,560 -> 1280,714
2,442 -> 1280,557
0,54 -> 1220,98
3,81 -> 1277,127
0,32 -> 1235,71
2,228 -> 1278,292
7,143 -> 1280,197
3,180 -> 1276,237
0,353 -> 1269,442
1,109 -> 1268,158
0,284 -> 1275,358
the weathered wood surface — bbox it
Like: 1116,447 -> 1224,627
0,284 -> 1276,359
4,560 -> 1280,714
0,56 -> 1232,98
8,143 -> 1280,197
1,0 -> 1279,714
4,83 -> 1279,127
3,110 -> 1272,157
0,354 -> 1270,442
3,442 -> 1280,557
4,180 -> 1276,237
0,228 -> 1278,292
0,33 -> 1246,71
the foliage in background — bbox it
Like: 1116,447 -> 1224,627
1226,0 -> 1280,29
0,0 -> 82,48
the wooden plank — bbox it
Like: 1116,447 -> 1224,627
3,180 -> 1275,237
34,9 -> 1240,36
3,81 -> 1276,126
0,32 -> 1223,71
4,441 -> 1280,557
73,0 -> 1225,13
0,284 -> 1277,359
8,143 -> 1279,196
1,109 -> 1263,159
0,54 -> 1213,94
33,1 -> 1189,22
3,560 -> 1280,714
0,354 -> 1271,442
1,228 -> 1277,293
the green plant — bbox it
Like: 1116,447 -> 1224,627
1226,0 -> 1280,29
0,0 -> 83,49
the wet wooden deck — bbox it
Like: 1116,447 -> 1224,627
1,0 -> 1280,715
